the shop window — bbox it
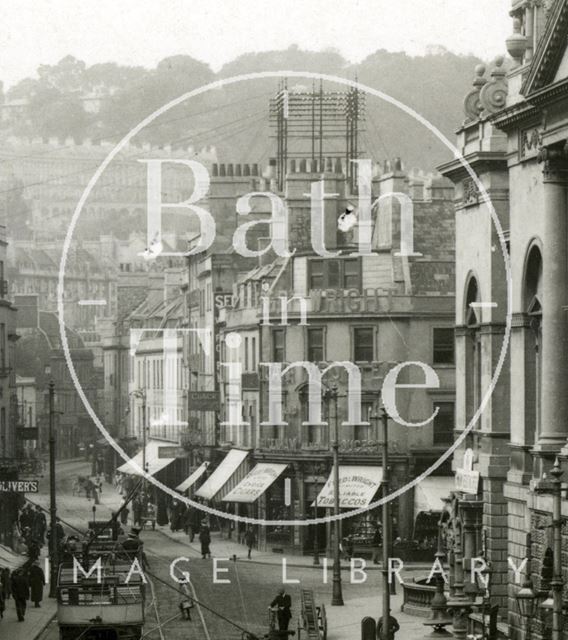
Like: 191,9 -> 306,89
307,328 -> 324,362
353,327 -> 374,362
433,328 -> 455,364
433,402 -> 454,445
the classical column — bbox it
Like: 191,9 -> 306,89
536,143 -> 568,458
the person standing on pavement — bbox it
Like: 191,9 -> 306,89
269,588 -> 292,631
199,521 -> 211,559
244,527 -> 256,559
376,614 -> 400,640
11,569 -> 29,622
28,560 -> 45,608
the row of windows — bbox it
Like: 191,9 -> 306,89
272,327 -> 455,364
309,258 -> 361,290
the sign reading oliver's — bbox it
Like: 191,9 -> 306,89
0,479 -> 39,493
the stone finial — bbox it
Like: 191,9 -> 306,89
479,56 -> 508,115
506,18 -> 528,67
463,64 -> 488,122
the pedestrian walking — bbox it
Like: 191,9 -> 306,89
199,522 -> 211,559
190,508 -> 201,543
28,560 -> 45,608
132,496 -> 142,527
0,568 -> 10,601
11,569 -> 29,622
244,527 -> 256,559
32,505 -> 47,546
120,501 -> 130,526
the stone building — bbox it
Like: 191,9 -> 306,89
207,157 -> 457,554
439,1 -> 568,637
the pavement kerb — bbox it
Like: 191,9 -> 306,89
154,526 -> 434,572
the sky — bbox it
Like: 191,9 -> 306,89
0,0 -> 512,89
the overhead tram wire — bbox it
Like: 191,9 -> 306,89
19,492 -> 264,640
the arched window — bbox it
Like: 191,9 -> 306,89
524,244 -> 542,444
464,276 -> 481,427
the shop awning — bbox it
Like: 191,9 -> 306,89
116,440 -> 176,476
313,465 -> 383,509
195,449 -> 249,501
414,476 -> 454,518
176,461 -> 209,492
222,462 -> 287,503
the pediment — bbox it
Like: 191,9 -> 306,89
553,42 -> 568,82
522,0 -> 568,96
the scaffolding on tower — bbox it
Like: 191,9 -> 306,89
269,79 -> 366,192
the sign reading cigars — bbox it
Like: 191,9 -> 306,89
223,463 -> 287,503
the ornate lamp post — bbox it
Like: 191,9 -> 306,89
537,460 -> 565,640
424,512 -> 453,637
515,534 -> 537,639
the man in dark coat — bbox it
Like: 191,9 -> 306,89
376,614 -> 400,640
28,561 -> 45,607
199,523 -> 211,559
270,588 -> 292,631
11,569 -> 29,621
32,506 -> 47,546
244,527 -> 256,559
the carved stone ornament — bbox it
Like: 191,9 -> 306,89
537,141 -> 568,182
479,56 -> 508,115
463,64 -> 488,122
462,177 -> 480,206
520,127 -> 543,158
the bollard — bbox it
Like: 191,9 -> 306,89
361,616 -> 376,640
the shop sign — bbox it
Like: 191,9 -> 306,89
157,446 -> 188,459
314,466 -> 383,509
18,427 -> 39,440
222,463 -> 286,503
188,391 -> 219,411
455,448 -> 480,495
0,479 -> 39,493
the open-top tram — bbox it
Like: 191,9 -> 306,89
56,544 -> 145,640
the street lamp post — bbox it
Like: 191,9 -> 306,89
515,532 -> 537,640
380,407 -> 391,639
328,384 -> 344,606
47,378 -> 58,598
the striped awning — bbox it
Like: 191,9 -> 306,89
116,441 -> 176,476
222,463 -> 287,503
195,449 -> 249,501
313,465 -> 383,509
176,461 -> 209,492
414,476 -> 453,518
